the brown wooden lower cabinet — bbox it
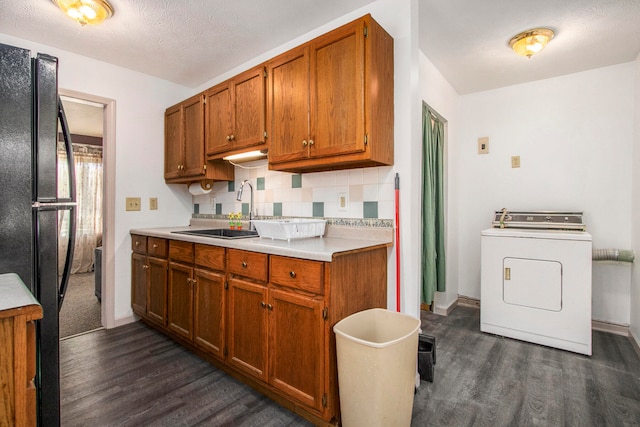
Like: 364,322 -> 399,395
131,236 -> 388,425
0,274 -> 43,427
268,287 -> 325,412
193,267 -> 225,357
131,235 -> 169,326
228,277 -> 268,381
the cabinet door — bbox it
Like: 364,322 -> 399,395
193,268 -> 225,359
131,253 -> 148,316
205,83 -> 233,155
182,94 -> 206,178
267,46 -> 310,164
233,65 -> 266,150
168,262 -> 194,340
147,257 -> 168,326
268,288 -> 325,411
309,20 -> 366,159
227,277 -> 268,381
164,104 -> 183,180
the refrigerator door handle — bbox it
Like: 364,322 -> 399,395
57,96 -> 76,203
58,204 -> 76,310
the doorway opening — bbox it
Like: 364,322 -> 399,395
58,89 -> 116,337
58,96 -> 104,338
420,102 -> 447,311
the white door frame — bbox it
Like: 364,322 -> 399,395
60,88 -> 117,328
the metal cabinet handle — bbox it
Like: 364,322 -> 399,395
260,301 -> 266,308
226,135 -> 231,141
135,241 -> 140,246
302,140 -> 308,146
143,264 -> 149,270
504,267 -> 511,280
309,139 -> 314,146
241,261 -> 247,268
289,271 -> 296,278
267,304 -> 273,311
153,244 -> 158,248
230,134 -> 235,141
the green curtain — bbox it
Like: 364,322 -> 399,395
421,103 -> 446,305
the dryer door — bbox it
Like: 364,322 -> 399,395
503,257 -> 562,311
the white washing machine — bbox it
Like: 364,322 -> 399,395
480,211 -> 592,355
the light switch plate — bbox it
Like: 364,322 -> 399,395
478,137 -> 489,154
126,197 -> 141,211
338,192 -> 348,211
149,197 -> 158,210
511,155 -> 521,168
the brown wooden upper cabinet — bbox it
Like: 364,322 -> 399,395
267,14 -> 394,172
205,65 -> 267,159
165,94 -> 234,184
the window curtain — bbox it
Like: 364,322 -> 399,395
421,104 -> 446,305
58,145 -> 103,274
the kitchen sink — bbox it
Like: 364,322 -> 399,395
171,228 -> 259,239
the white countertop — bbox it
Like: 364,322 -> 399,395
130,224 -> 393,262
0,273 -> 40,312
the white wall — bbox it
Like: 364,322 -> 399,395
0,33 -> 194,323
455,63 -> 635,325
418,51 -> 460,313
631,52 -> 640,343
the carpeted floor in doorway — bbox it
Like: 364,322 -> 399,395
59,272 -> 102,338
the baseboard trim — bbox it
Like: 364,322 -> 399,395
113,314 -> 137,328
630,331 -> 640,359
434,299 -> 458,315
457,296 -> 480,308
592,320 -> 629,337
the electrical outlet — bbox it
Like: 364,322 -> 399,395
149,197 -> 158,210
338,192 -> 348,211
126,197 -> 141,211
511,156 -> 521,168
478,137 -> 489,154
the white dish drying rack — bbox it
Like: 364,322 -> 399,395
251,219 -> 326,241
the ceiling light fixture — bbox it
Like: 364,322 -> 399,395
509,28 -> 554,58
52,0 -> 114,26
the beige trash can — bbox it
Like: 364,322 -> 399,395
333,308 -> 420,427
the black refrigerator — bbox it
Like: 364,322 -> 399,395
0,42 -> 76,426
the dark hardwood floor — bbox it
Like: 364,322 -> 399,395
413,306 -> 640,426
60,306 -> 640,426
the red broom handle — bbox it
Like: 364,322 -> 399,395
395,173 -> 401,312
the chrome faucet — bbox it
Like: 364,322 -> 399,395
236,179 -> 254,230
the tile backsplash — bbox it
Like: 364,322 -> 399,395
192,160 -> 396,220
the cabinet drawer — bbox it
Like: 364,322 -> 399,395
270,256 -> 323,294
228,249 -> 268,282
195,244 -> 225,271
169,240 -> 194,264
148,238 -> 168,258
131,234 -> 147,253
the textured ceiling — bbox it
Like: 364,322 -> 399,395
61,96 -> 104,137
0,0 -> 375,88
1,0 -> 638,95
420,0 -> 640,94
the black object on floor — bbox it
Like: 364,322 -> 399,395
418,333 -> 436,382
94,247 -> 102,301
